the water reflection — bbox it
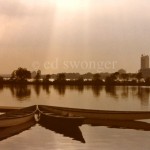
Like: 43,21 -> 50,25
92,86 -> 103,97
39,121 -> 85,143
76,85 -> 84,93
105,86 -> 118,99
33,85 -> 41,96
67,85 -> 103,96
121,86 -> 129,98
137,87 -> 150,106
0,84 -> 4,92
0,120 -> 36,141
42,85 -> 50,95
53,85 -> 66,96
104,86 -> 150,106
85,119 -> 150,131
67,85 -> 84,93
0,85 -> 150,107
9,85 -> 31,100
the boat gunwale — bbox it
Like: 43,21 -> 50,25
38,106 -> 85,120
0,106 -> 37,120
38,105 -> 150,114
41,112 -> 85,119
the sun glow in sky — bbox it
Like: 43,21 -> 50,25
54,0 -> 85,10
0,0 -> 150,74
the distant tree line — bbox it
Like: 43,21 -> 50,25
0,67 -> 150,86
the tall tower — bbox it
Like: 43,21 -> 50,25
141,55 -> 149,70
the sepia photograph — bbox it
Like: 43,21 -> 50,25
0,0 -> 150,149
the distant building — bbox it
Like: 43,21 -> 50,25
140,68 -> 150,79
118,69 -> 126,74
140,55 -> 150,79
141,54 -> 149,69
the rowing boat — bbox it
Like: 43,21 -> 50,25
0,105 -> 37,127
0,106 -> 21,112
38,105 -> 150,121
38,106 -> 85,126
0,120 -> 36,141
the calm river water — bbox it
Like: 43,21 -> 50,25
0,85 -> 150,150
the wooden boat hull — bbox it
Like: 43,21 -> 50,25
40,113 -> 84,126
0,106 -> 36,127
0,120 -> 36,141
38,106 -> 85,126
38,105 -> 150,121
0,106 -> 21,112
0,115 -> 35,127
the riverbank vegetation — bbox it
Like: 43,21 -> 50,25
0,67 -> 150,86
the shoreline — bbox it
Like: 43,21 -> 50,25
0,80 -> 150,86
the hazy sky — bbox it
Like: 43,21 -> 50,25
0,0 -> 150,74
